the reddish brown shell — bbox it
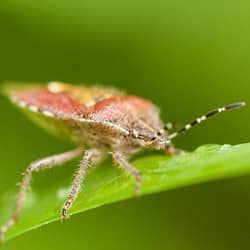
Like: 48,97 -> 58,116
87,96 -> 158,122
14,88 -> 86,116
8,82 -> 162,144
11,83 -> 158,122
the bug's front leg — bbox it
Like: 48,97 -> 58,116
112,151 -> 142,195
165,144 -> 185,155
0,148 -> 82,242
62,148 -> 103,220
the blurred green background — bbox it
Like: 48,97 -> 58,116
1,0 -> 250,249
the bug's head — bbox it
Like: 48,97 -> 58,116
129,128 -> 172,151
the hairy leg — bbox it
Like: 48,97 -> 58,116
0,148 -> 82,241
62,148 -> 102,219
112,151 -> 142,194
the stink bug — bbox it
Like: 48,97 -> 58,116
0,82 -> 245,240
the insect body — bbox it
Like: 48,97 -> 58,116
0,82 -> 245,241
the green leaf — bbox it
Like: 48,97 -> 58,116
1,143 -> 250,241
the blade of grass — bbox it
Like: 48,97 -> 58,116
1,143 -> 250,241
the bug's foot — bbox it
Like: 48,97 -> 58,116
173,149 -> 186,155
134,172 -> 143,196
61,208 -> 70,220
166,147 -> 186,155
61,200 -> 72,220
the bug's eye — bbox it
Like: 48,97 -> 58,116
157,131 -> 162,136
150,137 -> 156,141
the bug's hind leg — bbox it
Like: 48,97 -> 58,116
62,148 -> 102,220
0,148 -> 82,242
112,151 -> 142,195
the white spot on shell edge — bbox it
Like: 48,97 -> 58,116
48,82 -> 63,93
28,105 -> 39,112
42,110 -> 55,117
12,97 -> 27,108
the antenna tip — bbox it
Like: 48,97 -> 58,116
226,102 -> 246,110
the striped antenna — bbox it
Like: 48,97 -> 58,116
168,102 -> 246,140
